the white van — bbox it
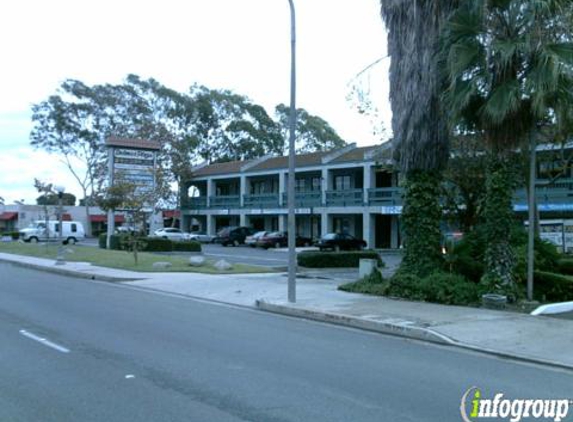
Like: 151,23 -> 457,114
19,220 -> 86,244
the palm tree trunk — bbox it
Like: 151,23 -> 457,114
380,0 -> 458,276
400,169 -> 444,277
482,153 -> 516,293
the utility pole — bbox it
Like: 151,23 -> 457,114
287,0 -> 297,303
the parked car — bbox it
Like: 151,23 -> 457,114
316,233 -> 367,251
256,231 -> 313,249
19,220 -> 85,244
188,231 -> 215,243
152,228 -> 191,242
214,226 -> 256,246
245,231 -> 268,247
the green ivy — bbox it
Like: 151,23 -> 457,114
400,169 -> 444,277
481,154 -> 519,294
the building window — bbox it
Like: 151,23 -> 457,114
311,177 -> 321,191
334,175 -> 351,191
295,179 -> 306,192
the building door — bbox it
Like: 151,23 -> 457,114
375,214 -> 392,248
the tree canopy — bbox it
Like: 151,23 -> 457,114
30,75 -> 346,204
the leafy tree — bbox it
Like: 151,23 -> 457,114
442,0 -> 573,292
380,0 -> 459,276
36,193 -> 76,206
275,104 -> 347,153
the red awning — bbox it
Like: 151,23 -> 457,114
62,213 -> 72,221
0,212 -> 17,221
163,210 -> 180,219
89,214 -> 125,223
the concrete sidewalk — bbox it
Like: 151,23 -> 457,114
1,251 -> 572,370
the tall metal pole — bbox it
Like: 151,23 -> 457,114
287,0 -> 297,303
526,128 -> 536,301
56,187 -> 65,265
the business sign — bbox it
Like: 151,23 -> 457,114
112,148 -> 156,194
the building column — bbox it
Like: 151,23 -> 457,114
240,212 -> 247,227
363,213 -> 374,249
279,214 -> 286,232
206,179 -> 215,207
321,168 -> 329,207
240,175 -> 247,208
321,211 -> 329,235
207,214 -> 215,236
279,172 -> 286,206
363,164 -> 372,206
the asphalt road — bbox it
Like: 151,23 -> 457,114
1,262 -> 571,422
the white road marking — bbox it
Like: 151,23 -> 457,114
125,374 -> 135,379
19,329 -> 70,354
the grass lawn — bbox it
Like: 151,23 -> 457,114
0,241 -> 273,274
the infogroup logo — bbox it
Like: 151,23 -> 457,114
460,387 -> 572,422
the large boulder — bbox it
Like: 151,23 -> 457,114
214,259 -> 233,271
189,256 -> 206,267
152,261 -> 172,269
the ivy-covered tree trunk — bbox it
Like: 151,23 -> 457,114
482,154 -> 517,293
400,169 -> 444,277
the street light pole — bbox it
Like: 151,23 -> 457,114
287,0 -> 297,303
55,185 -> 65,265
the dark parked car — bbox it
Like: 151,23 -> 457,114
214,226 -> 256,246
316,233 -> 367,251
256,231 -> 313,249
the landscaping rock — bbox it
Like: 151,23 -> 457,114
189,256 -> 206,267
152,261 -> 172,269
214,259 -> 233,271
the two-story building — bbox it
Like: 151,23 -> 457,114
180,143 -> 402,249
180,142 -> 573,250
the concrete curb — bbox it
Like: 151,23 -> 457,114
0,257 -> 141,283
255,300 -> 454,345
255,300 -> 573,372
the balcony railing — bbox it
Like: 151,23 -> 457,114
209,195 -> 241,209
182,196 -> 207,209
514,183 -> 573,207
243,193 -> 280,208
325,189 -> 364,206
367,188 -> 403,206
282,191 -> 322,207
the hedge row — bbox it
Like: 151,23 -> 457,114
297,250 -> 383,268
98,233 -> 201,253
534,271 -> 573,302
557,259 -> 573,276
340,270 -> 482,306
1,232 -> 20,240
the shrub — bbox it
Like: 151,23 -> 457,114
419,272 -> 481,305
534,271 -> 573,302
385,271 -> 426,301
339,269 -> 388,295
142,237 -> 173,252
2,231 -> 20,240
339,269 -> 481,306
513,239 -> 561,284
298,250 -> 383,268
557,259 -> 573,276
173,241 -> 202,252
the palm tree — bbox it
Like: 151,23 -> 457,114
442,0 -> 573,292
380,0 -> 459,276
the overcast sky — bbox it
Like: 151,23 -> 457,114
0,0 -> 390,204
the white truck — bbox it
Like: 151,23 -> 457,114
19,220 -> 86,244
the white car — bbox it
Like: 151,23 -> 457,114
20,220 -> 85,244
188,232 -> 215,243
153,228 -> 190,242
